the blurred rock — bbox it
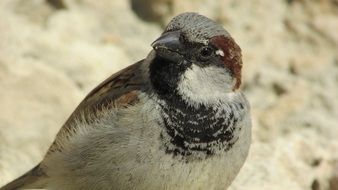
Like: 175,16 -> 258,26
0,61 -> 82,185
46,0 -> 66,10
0,0 -> 338,189
130,0 -> 173,24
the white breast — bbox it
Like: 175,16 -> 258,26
42,94 -> 251,190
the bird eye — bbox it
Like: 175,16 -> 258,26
198,46 -> 214,61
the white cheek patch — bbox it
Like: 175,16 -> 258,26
215,49 -> 224,57
177,65 -> 235,106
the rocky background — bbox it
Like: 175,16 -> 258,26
0,0 -> 338,189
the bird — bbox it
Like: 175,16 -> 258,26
0,12 -> 251,190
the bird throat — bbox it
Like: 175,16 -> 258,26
149,55 -> 189,99
158,97 -> 244,161
149,54 -> 243,160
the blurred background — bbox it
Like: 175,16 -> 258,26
0,0 -> 338,189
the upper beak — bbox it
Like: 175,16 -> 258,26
151,31 -> 184,54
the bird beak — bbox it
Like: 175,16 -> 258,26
151,31 -> 184,55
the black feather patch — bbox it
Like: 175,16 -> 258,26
159,98 -> 244,160
149,56 -> 190,99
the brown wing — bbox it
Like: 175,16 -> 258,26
47,60 -> 147,153
79,60 -> 145,112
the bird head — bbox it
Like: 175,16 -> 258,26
150,12 -> 243,105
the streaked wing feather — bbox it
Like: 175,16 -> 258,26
48,60 -> 146,153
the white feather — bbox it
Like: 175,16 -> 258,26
177,64 -> 236,107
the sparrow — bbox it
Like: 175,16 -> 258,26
0,12 -> 251,190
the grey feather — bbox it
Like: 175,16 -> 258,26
165,12 -> 230,43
